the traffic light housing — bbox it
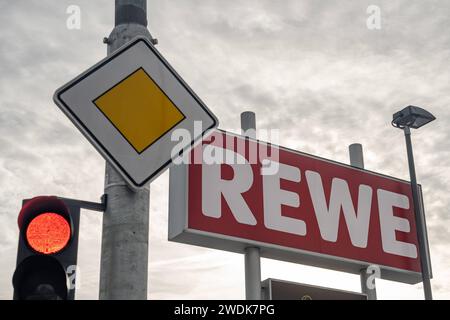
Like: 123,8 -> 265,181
13,196 -> 80,300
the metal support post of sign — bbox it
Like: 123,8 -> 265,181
57,195 -> 107,213
99,0 -> 154,300
349,143 -> 377,300
241,111 -> 261,300
403,127 -> 433,300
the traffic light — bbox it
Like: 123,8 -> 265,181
13,196 -> 80,300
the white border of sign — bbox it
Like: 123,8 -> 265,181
168,130 -> 427,285
53,37 -> 218,189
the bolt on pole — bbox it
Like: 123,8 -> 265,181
348,143 -> 377,300
99,0 -> 155,300
241,111 -> 261,300
403,127 -> 433,300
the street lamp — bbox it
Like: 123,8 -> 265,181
392,105 -> 435,300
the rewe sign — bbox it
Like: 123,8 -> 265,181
169,130 -> 426,283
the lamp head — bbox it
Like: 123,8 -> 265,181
392,105 -> 435,129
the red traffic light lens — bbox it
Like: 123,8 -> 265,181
25,213 -> 71,254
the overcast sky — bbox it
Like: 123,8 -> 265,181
1,0 -> 449,300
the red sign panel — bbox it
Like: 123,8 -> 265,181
169,130 -> 423,283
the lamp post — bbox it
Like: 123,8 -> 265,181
391,105 -> 435,300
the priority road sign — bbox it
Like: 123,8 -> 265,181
53,37 -> 218,188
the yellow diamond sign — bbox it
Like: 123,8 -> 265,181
54,37 -> 218,189
94,68 -> 185,153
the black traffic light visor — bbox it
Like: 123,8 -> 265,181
18,196 -> 74,254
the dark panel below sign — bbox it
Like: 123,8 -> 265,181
262,278 -> 367,300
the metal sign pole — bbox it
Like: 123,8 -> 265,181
99,0 -> 154,300
241,111 -> 261,300
348,143 -> 377,300
403,127 -> 433,300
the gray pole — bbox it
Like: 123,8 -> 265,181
99,0 -> 155,300
241,111 -> 261,300
403,127 -> 433,300
348,143 -> 377,300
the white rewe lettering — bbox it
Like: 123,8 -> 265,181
377,189 -> 417,258
202,145 -> 256,225
306,171 -> 372,248
263,161 -> 306,236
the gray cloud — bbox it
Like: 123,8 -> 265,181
1,0 -> 449,299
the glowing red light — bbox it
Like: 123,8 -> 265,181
25,213 -> 71,254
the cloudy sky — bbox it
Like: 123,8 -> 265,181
1,0 -> 449,300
